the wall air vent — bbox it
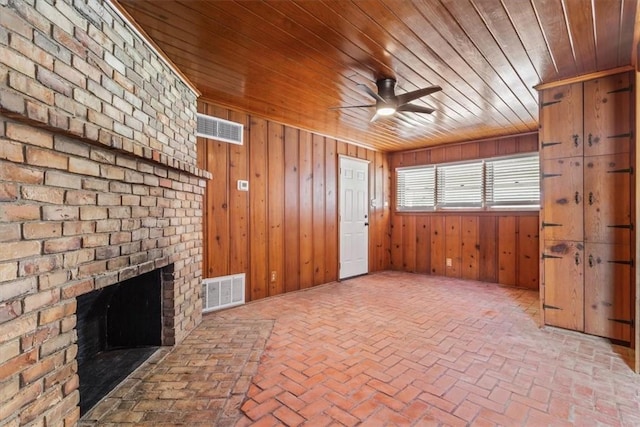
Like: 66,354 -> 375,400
202,273 -> 245,313
196,113 -> 244,145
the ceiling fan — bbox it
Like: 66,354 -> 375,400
333,78 -> 442,122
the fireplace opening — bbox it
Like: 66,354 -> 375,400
77,268 -> 163,415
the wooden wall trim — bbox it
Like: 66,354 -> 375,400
535,65 -> 634,91
635,70 -> 640,373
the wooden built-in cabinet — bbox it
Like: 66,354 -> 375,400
539,71 -> 634,344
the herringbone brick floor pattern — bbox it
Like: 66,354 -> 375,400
83,272 -> 640,426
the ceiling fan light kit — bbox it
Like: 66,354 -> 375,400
377,106 -> 396,116
335,77 -> 441,122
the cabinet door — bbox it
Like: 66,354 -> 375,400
584,73 -> 632,156
584,243 -> 632,342
543,240 -> 584,331
541,157 -> 583,241
583,153 -> 632,243
539,83 -> 583,159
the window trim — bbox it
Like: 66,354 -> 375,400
395,152 -> 540,213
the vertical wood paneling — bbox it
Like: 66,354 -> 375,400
445,145 -> 462,162
378,152 -> 391,271
403,216 -> 417,272
415,216 -> 431,274
268,122 -> 285,296
284,127 -> 300,293
415,149 -> 430,165
198,101 -> 390,302
498,138 -> 518,155
299,130 -> 314,288
313,134 -> 326,286
390,217 -> 403,270
518,216 -> 539,290
461,216 -> 479,280
228,110 -> 249,276
460,142 -> 480,161
479,216 -> 498,283
478,139 -> 498,158
196,138 -> 209,277
445,216 -> 461,277
367,150 -> 376,271
430,147 -> 446,163
337,141 -> 347,155
206,140 -> 230,278
517,133 -> 539,152
431,216 -> 446,275
389,133 -> 539,289
249,117 -> 269,299
324,138 -> 338,281
498,216 -> 517,285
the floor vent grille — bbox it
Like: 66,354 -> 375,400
196,113 -> 243,145
202,273 -> 245,313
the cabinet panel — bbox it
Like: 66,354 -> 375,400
543,240 -> 584,331
539,82 -> 583,159
584,243 -> 632,342
541,157 -> 584,241
584,73 -> 632,156
583,153 -> 632,243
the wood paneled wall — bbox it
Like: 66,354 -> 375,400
389,133 -> 540,290
196,100 -> 390,302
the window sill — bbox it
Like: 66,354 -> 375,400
394,209 -> 540,217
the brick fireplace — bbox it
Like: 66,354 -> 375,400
0,0 -> 207,425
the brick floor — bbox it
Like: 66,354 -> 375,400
81,272 -> 640,426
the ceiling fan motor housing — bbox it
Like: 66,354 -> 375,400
376,78 -> 398,108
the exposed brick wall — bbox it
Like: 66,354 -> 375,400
0,0 -> 206,425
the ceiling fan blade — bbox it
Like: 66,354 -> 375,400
397,104 -> 435,114
395,85 -> 442,105
329,104 -> 376,110
357,83 -> 386,103
370,112 -> 383,122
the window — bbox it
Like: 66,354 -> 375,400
396,165 -> 436,211
396,153 -> 539,211
485,154 -> 540,208
436,161 -> 483,208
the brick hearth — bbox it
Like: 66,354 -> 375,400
0,0 -> 207,424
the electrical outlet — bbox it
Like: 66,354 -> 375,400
270,271 -> 276,282
446,258 -> 452,267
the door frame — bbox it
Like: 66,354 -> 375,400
338,155 -> 370,280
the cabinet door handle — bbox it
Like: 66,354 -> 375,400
575,191 -> 580,204
588,133 -> 593,146
588,254 -> 594,268
588,192 -> 594,205
575,253 -> 580,266
573,134 -> 580,147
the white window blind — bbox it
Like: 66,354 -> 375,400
485,154 -> 540,208
395,152 -> 540,212
436,162 -> 483,208
396,165 -> 436,211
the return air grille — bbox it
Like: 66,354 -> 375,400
196,113 -> 243,145
202,273 -> 245,313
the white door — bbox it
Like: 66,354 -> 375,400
339,156 -> 369,279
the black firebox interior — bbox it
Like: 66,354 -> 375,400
76,269 -> 162,415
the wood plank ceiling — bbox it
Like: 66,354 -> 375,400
116,0 -> 638,152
